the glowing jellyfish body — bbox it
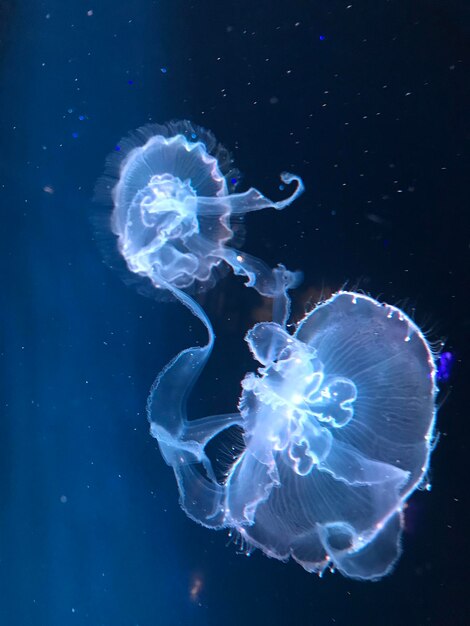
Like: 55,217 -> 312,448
150,291 -> 437,580
107,120 -> 304,302
103,120 -> 437,581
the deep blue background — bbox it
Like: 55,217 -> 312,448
0,1 -> 468,625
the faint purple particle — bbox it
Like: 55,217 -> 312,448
437,351 -> 454,382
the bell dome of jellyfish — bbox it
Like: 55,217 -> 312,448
234,292 -> 438,580
98,120 -> 304,300
150,290 -> 438,582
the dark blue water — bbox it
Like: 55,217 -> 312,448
0,1 -> 468,625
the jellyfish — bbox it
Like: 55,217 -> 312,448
149,291 -> 437,581
99,120 -> 303,305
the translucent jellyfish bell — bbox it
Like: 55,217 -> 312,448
100,120 -> 304,302
149,291 -> 437,581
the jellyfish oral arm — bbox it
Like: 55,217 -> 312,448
146,282 -> 245,528
148,332 -> 245,528
195,172 -> 304,215
196,172 -> 304,302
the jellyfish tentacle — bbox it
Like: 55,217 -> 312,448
221,247 -> 302,298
